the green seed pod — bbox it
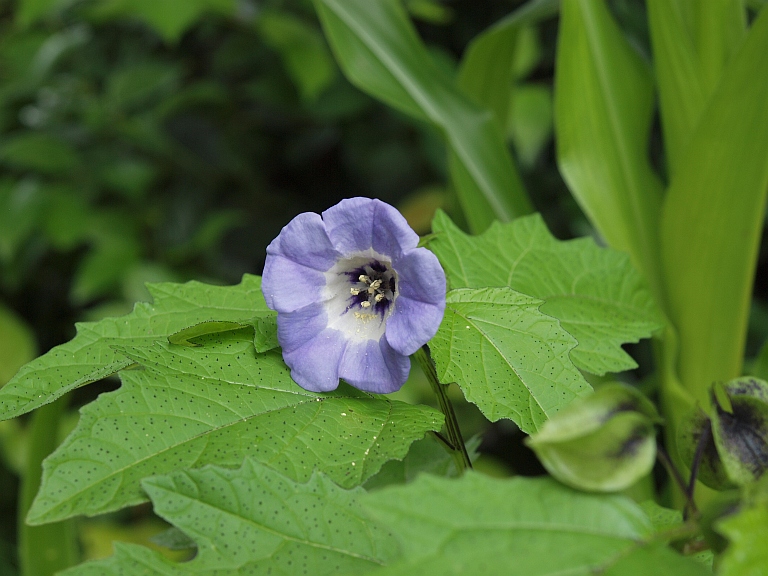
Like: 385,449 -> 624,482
526,384 -> 660,492
678,378 -> 768,489
677,407 -> 730,490
710,378 -> 768,487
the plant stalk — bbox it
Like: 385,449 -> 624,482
413,345 -> 472,473
19,396 -> 78,576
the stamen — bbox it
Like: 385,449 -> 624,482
350,288 -> 361,295
369,279 -> 382,290
375,293 -> 385,302
359,274 -> 369,283
360,301 -> 371,308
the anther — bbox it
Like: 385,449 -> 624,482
375,293 -> 385,303
359,274 -> 370,283
360,301 -> 371,308
369,279 -> 382,290
350,288 -> 361,295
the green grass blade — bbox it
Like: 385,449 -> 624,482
18,398 -> 78,576
313,0 -> 532,231
677,0 -> 746,94
648,0 -> 746,177
646,0 -> 706,176
554,0 -> 664,296
457,0 -> 559,129
660,6 -> 768,404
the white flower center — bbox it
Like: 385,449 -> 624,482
323,250 -> 397,342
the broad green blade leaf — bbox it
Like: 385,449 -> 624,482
430,287 -> 591,433
360,473 -> 706,575
428,211 -> 663,375
555,0 -> 664,295
313,0 -> 532,232
457,0 -> 559,129
60,460 -> 399,575
0,275 -> 267,421
19,399 -> 78,576
677,0 -> 746,93
508,83 -> 553,168
646,0 -> 706,176
28,331 -> 442,524
257,9 -> 337,101
660,6 -> 768,404
648,0 -> 746,176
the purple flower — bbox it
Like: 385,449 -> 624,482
262,198 -> 446,393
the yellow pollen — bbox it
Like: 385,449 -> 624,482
369,279 -> 382,290
360,301 -> 371,308
350,288 -> 361,295
359,274 -> 369,283
375,293 -> 385,302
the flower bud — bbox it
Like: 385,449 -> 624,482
711,378 -> 768,486
678,378 -> 768,489
677,408 -> 729,490
526,384 -> 660,492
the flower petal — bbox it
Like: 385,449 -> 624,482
339,337 -> 410,394
262,255 -> 328,313
322,197 -> 376,254
322,197 -> 419,258
282,327 -> 347,392
372,200 -> 419,258
386,296 -> 445,355
393,247 -> 446,305
386,247 -> 446,355
267,212 -> 340,271
275,304 -> 328,353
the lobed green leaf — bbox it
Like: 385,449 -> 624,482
28,330 -> 442,524
428,211 -> 663,376
430,287 -> 591,433
554,0 -> 663,296
0,275 -> 267,421
646,0 -> 707,176
660,6 -> 768,405
456,0 -> 559,130
359,472 -> 708,576
60,459 -> 399,575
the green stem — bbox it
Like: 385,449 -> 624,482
19,397 -> 78,576
413,345 -> 472,473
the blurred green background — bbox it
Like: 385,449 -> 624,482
1,0 -> 766,572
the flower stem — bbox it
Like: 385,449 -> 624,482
656,441 -> 698,518
414,345 -> 472,473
